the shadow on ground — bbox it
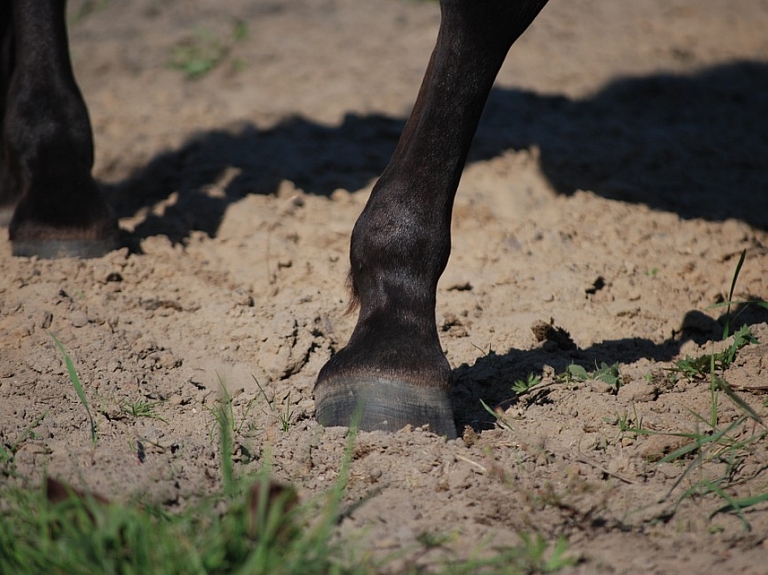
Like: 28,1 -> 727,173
475,60 -> 768,229
452,300 -> 768,431
106,59 -> 768,247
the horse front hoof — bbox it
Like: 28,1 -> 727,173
314,373 -> 457,439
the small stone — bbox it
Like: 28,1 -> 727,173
71,311 -> 89,328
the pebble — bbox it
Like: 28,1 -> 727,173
70,311 -> 89,328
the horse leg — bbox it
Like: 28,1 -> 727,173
0,0 -> 18,224
314,0 -> 549,438
2,0 -> 116,258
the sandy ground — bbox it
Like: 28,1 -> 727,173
2,0 -> 768,572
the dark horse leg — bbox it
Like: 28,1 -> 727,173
0,1 -> 18,225
314,0 -> 549,438
0,0 -> 116,257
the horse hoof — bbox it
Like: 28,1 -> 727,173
11,236 -> 118,259
314,373 -> 456,439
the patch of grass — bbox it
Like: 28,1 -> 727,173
556,361 -> 622,393
666,251 -> 761,383
667,324 -> 758,382
0,391 -> 343,575
207,375 -> 262,469
0,412 -> 47,475
0,473 -> 576,574
646,351 -> 767,530
0,408 -> 576,575
645,267 -> 658,277
232,18 -> 249,42
253,375 -> 294,432
592,362 -> 621,390
517,533 -> 577,573
512,373 -> 542,396
425,532 -> 576,574
646,251 -> 768,530
0,471 -> 334,575
169,28 -> 227,79
121,399 -> 167,422
660,415 -> 768,531
212,375 -> 261,436
168,20 -> 249,79
610,404 -> 643,437
480,398 -> 515,432
709,249 -> 768,340
214,390 -> 237,493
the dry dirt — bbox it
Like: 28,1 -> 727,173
2,1 -> 768,573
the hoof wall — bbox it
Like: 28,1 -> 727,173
12,237 -> 118,259
315,374 -> 456,439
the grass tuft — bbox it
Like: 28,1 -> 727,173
667,324 -> 758,382
0,384 -> 575,575
555,362 -> 622,393
168,20 -> 249,79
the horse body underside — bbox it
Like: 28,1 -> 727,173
0,0 -> 550,438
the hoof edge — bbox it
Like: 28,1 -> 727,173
315,374 -> 456,439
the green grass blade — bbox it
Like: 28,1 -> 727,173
709,299 -> 768,310
659,419 -> 742,463
480,398 -> 514,431
51,333 -> 96,444
712,374 -> 764,426
710,353 -> 718,427
710,490 -> 768,524
702,480 -> 752,531
722,249 -> 746,339
214,404 -> 235,494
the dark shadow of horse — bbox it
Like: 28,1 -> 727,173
106,60 -> 768,244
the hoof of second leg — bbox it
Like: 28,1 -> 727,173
314,374 -> 457,439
